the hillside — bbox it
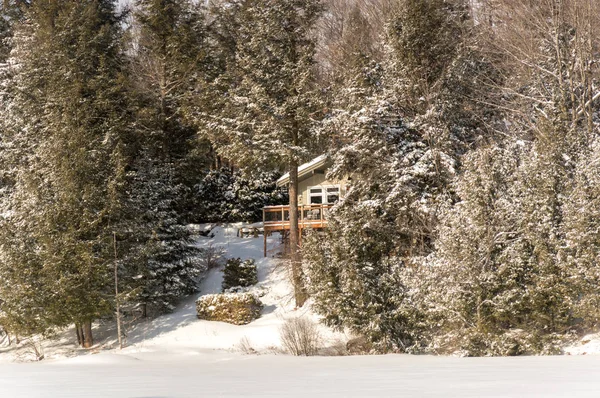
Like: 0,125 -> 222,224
0,225 -> 345,362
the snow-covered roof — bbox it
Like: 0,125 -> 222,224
276,155 -> 329,187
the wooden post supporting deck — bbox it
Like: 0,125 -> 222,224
263,209 -> 267,257
264,231 -> 268,257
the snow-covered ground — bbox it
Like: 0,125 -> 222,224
564,333 -> 600,356
4,224 -> 600,397
2,351 -> 600,397
118,224 -> 346,355
0,224 -> 346,362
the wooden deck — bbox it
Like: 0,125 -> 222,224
262,204 -> 332,256
263,204 -> 332,231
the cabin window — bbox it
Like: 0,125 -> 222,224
309,185 -> 340,204
326,187 -> 340,204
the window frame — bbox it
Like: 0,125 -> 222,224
308,185 -> 341,205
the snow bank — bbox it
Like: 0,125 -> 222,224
564,333 -> 600,355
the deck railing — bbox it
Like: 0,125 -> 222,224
263,204 -> 333,231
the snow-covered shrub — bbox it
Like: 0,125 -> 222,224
22,336 -> 45,362
198,244 -> 226,270
193,168 -> 287,223
279,317 -> 321,356
196,293 -> 263,325
222,258 -> 258,292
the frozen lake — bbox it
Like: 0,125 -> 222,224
1,351 -> 599,397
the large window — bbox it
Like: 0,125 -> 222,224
309,185 -> 340,204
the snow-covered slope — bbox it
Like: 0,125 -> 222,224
118,225 -> 345,355
0,224 -> 346,362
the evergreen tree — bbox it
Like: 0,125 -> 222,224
125,0 -> 210,314
0,1 -> 27,63
221,258 -> 258,291
193,168 -> 287,223
562,139 -> 600,328
424,0 -> 600,348
304,100 -> 455,352
424,143 -> 543,355
0,0 -> 130,347
207,0 -> 324,307
124,155 -> 202,314
0,11 -> 11,62
130,0 -> 212,214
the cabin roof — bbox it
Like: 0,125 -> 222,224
276,155 -> 329,187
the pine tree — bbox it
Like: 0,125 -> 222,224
124,0 -> 210,314
222,258 -> 258,291
0,11 -> 11,63
207,0 -> 324,307
0,0 -> 130,347
193,168 -> 286,223
303,0 -> 495,351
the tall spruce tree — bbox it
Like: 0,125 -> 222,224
125,0 -> 209,314
207,0 -> 324,307
0,0 -> 130,347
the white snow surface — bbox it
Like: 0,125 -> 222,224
2,352 -> 600,397
564,333 -> 600,355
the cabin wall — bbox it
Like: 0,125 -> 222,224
298,174 -> 348,205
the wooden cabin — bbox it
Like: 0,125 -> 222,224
262,155 -> 348,256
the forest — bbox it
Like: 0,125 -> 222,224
2,0 -> 600,357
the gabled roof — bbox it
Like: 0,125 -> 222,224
276,155 -> 330,187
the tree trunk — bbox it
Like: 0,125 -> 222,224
289,160 -> 308,307
82,321 -> 93,348
75,323 -> 83,346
